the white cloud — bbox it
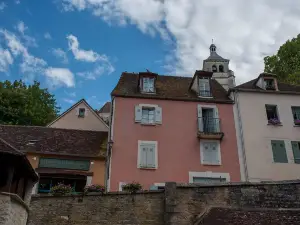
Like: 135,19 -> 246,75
44,67 -> 75,87
64,90 -> 76,97
0,48 -> 13,72
0,2 -> 6,11
16,21 -> 27,34
63,98 -> 76,104
15,21 -> 37,47
15,0 -> 21,4
61,0 -> 300,83
67,34 -> 108,62
77,64 -> 114,80
44,32 -> 52,40
52,48 -> 68,64
0,29 -> 46,73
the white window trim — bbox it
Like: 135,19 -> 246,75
200,140 -> 222,165
189,171 -> 230,183
137,140 -> 158,169
198,78 -> 213,99
154,183 -> 165,187
138,104 -> 160,125
199,104 -> 217,110
119,182 -> 126,191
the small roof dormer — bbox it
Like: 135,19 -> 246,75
189,70 -> 214,98
255,72 -> 278,91
138,71 -> 158,94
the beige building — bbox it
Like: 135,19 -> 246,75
231,73 -> 300,182
48,99 -> 108,132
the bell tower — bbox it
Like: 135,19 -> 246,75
203,43 -> 235,90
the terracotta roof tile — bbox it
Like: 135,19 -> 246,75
98,102 -> 111,113
0,125 -> 108,158
111,72 -> 233,103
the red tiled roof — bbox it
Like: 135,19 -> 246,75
111,72 -> 233,103
0,125 -> 108,158
98,102 -> 111,113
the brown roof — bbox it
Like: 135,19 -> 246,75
111,72 -> 233,103
197,207 -> 300,225
234,77 -> 300,94
0,125 -> 108,158
0,137 -> 39,181
98,102 -> 111,113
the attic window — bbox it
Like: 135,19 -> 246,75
141,77 -> 155,93
219,65 -> 224,72
199,77 -> 212,97
264,79 -> 276,90
78,108 -> 85,118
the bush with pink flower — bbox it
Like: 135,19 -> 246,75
84,184 -> 105,194
50,183 -> 73,196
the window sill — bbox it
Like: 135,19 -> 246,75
201,162 -> 221,166
141,123 -> 157,126
267,123 -> 282,126
294,124 -> 300,127
198,96 -> 213,99
138,167 -> 157,170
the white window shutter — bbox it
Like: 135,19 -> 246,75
139,146 -> 148,167
85,108 -> 88,116
135,105 -> 142,122
202,143 -> 211,163
197,105 -> 203,131
214,107 -> 220,132
75,108 -> 79,116
146,146 -> 156,168
211,143 -> 219,163
155,106 -> 162,124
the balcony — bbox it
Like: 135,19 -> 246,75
197,117 -> 224,140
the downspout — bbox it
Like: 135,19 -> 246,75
104,96 -> 115,192
234,91 -> 249,181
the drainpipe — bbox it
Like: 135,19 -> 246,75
104,96 -> 115,192
234,91 -> 249,181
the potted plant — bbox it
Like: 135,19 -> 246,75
295,119 -> 300,125
50,183 -> 73,196
122,182 -> 142,194
84,184 -> 105,194
268,118 -> 281,125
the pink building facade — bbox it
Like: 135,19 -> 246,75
107,70 -> 241,191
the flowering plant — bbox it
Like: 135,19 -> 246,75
84,184 -> 105,194
268,118 -> 281,125
50,183 -> 73,196
295,119 -> 300,125
122,182 -> 142,193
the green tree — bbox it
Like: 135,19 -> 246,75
264,34 -> 300,85
0,80 -> 60,126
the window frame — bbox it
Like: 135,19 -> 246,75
141,77 -> 155,93
265,104 -> 280,122
78,108 -> 86,118
291,106 -> 300,125
137,140 -> 158,169
264,78 -> 276,90
198,77 -> 212,98
141,107 -> 156,124
188,171 -> 230,184
200,140 -> 221,165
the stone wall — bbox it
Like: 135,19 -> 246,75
0,192 -> 29,225
28,181 -> 300,225
28,191 -> 165,225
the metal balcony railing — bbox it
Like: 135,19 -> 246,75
198,117 -> 220,133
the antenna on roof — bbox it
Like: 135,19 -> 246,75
212,38 -> 214,44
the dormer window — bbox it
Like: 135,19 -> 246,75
142,77 -> 155,93
199,77 -> 212,97
264,79 -> 276,90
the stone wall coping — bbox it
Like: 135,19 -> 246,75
31,190 -> 164,199
176,180 -> 300,188
0,192 -> 30,213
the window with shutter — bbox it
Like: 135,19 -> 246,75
198,78 -> 212,97
135,104 -> 162,125
292,107 -> 300,125
271,140 -> 288,163
201,141 -> 221,165
138,141 -> 157,169
291,141 -> 300,164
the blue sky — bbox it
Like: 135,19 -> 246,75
1,0 -> 300,112
0,0 -> 169,111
